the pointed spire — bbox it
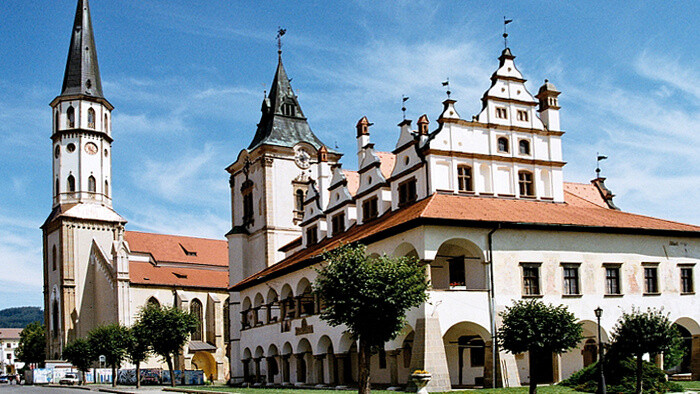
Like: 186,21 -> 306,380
267,55 -> 304,119
60,0 -> 104,98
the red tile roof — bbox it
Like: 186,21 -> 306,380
125,231 -> 228,267
232,192 -> 700,291
343,152 -> 396,196
0,328 -> 22,340
129,261 -> 228,290
564,182 -> 608,208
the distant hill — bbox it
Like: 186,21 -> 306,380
0,307 -> 43,328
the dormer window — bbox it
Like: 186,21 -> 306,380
518,171 -> 535,197
398,178 -> 417,206
66,106 -> 75,128
362,197 -> 379,221
519,140 -> 531,155
331,212 -> 345,235
516,110 -> 529,122
457,165 -> 473,192
282,102 -> 295,117
495,107 -> 508,119
306,225 -> 318,245
497,137 -> 509,153
87,108 -> 96,129
180,244 -> 197,257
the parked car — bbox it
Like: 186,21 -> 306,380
59,372 -> 80,385
0,375 -> 8,383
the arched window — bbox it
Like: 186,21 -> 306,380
190,299 -> 203,341
88,176 -> 96,193
54,111 -> 60,133
55,178 -> 60,197
52,300 -> 59,338
518,171 -> 535,197
497,137 -> 509,153
457,165 -> 473,192
295,189 -> 305,212
87,108 -> 96,128
104,114 -> 109,133
105,180 -> 109,197
67,175 -> 76,192
52,245 -> 57,271
519,139 -> 531,155
66,106 -> 75,128
146,297 -> 160,308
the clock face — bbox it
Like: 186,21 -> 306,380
85,142 -> 98,155
295,148 -> 311,169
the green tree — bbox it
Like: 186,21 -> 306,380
62,339 -> 92,385
609,307 -> 679,394
498,300 -> 583,394
125,322 -> 151,389
313,244 -> 429,394
137,303 -> 198,387
15,321 -> 46,367
88,324 -> 131,387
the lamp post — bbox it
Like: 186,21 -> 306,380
594,307 -> 606,394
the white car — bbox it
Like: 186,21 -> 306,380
59,372 -> 80,385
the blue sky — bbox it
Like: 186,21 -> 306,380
0,1 -> 698,310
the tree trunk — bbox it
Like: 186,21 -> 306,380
529,351 -> 537,394
357,337 -> 372,394
635,354 -> 643,394
136,361 -> 141,389
112,365 -> 117,387
166,355 -> 176,387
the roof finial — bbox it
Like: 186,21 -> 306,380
401,95 -> 409,120
276,27 -> 286,56
442,78 -> 451,99
503,16 -> 513,49
596,153 -> 608,177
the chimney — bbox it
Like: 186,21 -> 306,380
536,79 -> 561,131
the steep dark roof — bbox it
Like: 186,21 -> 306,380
247,54 -> 327,151
60,0 -> 104,99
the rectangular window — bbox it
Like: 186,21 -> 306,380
448,257 -> 465,287
517,110 -> 529,122
681,267 -> 694,293
522,264 -> 541,295
563,265 -> 580,295
306,226 -> 318,245
457,166 -> 473,192
398,178 -> 417,206
605,267 -> 621,295
331,212 -> 345,235
644,267 -> 659,294
362,197 -> 379,221
518,171 -> 535,197
470,345 -> 485,367
7,353 -> 11,360
495,107 -> 508,119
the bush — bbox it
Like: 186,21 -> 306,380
560,357 -> 676,393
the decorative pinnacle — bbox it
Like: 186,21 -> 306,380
276,27 -> 286,55
401,95 -> 409,120
503,17 -> 513,49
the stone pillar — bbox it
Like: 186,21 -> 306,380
242,359 -> 250,382
691,335 -> 700,381
327,353 -> 337,385
335,353 -> 348,385
483,341 -> 500,388
409,317 -> 451,392
282,355 -> 291,383
388,350 -> 400,386
314,354 -> 325,384
295,353 -> 306,383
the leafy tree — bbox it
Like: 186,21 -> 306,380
0,307 -> 44,328
125,322 -> 151,388
498,300 -> 583,394
62,339 -> 92,385
15,321 -> 46,367
314,244 -> 429,394
609,308 -> 679,394
88,324 -> 131,387
137,303 -> 198,387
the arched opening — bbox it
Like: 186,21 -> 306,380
87,108 -> 96,128
266,288 -> 280,323
316,336 -> 336,385
52,300 -> 59,338
393,242 -> 419,260
242,348 -> 253,383
295,338 -> 313,383
253,293 -> 265,325
190,298 -> 203,341
147,297 -> 160,308
338,333 -> 358,384
253,346 -> 265,383
88,175 -> 96,193
280,284 -> 295,321
266,344 -> 280,384
242,296 -> 253,329
192,351 -> 217,382
671,318 -> 700,376
66,106 -> 75,128
281,342 -> 293,383
104,114 -> 109,133
560,320 -> 609,381
431,238 -> 486,290
443,321 -> 491,388
52,245 -> 57,271
296,278 -> 315,317
67,175 -> 76,193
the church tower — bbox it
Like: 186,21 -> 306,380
42,0 -> 130,359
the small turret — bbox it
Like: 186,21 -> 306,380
356,116 -> 372,161
536,79 -> 561,131
417,114 -> 429,135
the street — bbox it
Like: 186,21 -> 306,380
0,385 -> 172,393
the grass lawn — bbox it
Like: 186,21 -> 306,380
676,380 -> 700,391
178,384 -> 583,394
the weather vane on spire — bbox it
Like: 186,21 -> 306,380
596,153 -> 608,177
442,78 -> 451,99
402,95 -> 409,120
277,27 -> 287,55
503,17 -> 513,48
